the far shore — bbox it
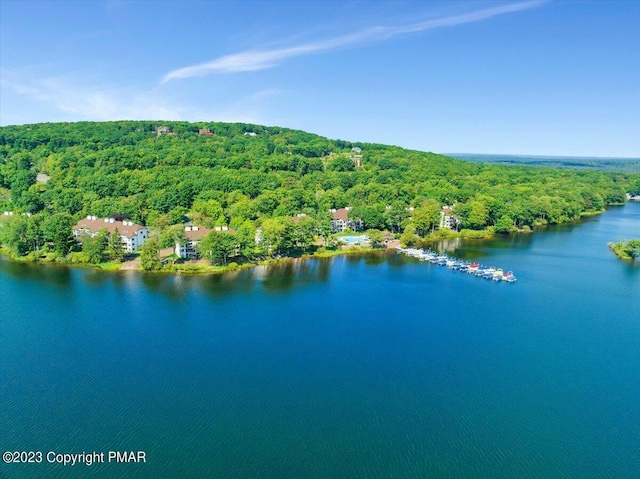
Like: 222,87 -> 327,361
1,207 -> 619,277
0,243 -> 393,276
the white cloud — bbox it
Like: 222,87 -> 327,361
1,70 -> 184,122
0,68 -> 283,125
161,0 -> 547,83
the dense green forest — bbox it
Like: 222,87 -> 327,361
1,121 -> 639,267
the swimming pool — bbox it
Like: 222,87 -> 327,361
339,235 -> 369,245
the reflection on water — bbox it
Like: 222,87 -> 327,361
1,204 -> 637,302
0,257 -> 72,288
1,204 -> 639,479
199,270 -> 256,298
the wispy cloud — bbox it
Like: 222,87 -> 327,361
0,68 -> 281,125
161,0 -> 547,83
1,70 -> 185,123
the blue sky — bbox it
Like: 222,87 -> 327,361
1,0 -> 639,157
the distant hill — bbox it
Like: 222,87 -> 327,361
448,153 -> 640,173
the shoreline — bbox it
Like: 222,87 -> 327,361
0,207 -> 614,277
0,244 -> 385,276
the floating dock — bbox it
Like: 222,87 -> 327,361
395,247 -> 518,283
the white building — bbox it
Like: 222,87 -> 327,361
330,207 -> 363,233
439,206 -> 458,229
73,216 -> 148,252
175,225 -> 211,259
175,225 -> 237,259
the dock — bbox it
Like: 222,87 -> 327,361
395,247 -> 518,283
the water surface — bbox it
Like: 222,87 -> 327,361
1,204 -> 639,478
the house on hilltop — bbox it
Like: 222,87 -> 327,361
156,126 -> 171,136
73,216 -> 148,252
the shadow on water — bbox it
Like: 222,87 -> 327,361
258,258 -> 332,293
198,269 -> 256,298
362,251 -> 386,267
434,232 -> 538,261
0,256 -> 72,288
105,258 -> 337,300
137,272 -> 191,301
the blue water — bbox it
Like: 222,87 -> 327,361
1,204 -> 639,478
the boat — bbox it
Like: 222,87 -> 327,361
395,246 -> 517,284
467,263 -> 480,273
476,266 -> 496,277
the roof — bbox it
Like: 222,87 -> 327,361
442,206 -> 454,215
332,208 -> 350,221
184,226 -> 211,241
184,225 -> 237,240
73,218 -> 146,238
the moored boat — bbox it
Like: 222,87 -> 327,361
467,263 -> 480,273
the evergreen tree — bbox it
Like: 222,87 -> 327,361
108,227 -> 125,261
140,237 -> 162,271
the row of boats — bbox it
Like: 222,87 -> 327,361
396,247 -> 518,283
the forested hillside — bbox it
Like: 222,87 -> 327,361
1,121 -> 638,262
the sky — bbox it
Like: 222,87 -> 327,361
1,0 -> 639,157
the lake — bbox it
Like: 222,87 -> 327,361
1,203 -> 639,478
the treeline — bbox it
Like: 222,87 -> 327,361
1,121 -> 639,261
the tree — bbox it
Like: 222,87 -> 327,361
160,224 -> 187,249
10,170 -> 37,204
292,216 -> 317,251
140,237 -> 162,271
494,215 -> 516,234
199,231 -> 237,265
317,217 -> 333,247
625,240 -> 640,260
400,224 -> 419,247
456,200 -> 489,230
191,198 -> 224,227
82,229 -> 107,264
260,218 -> 288,256
351,204 -> 385,230
385,201 -> 409,233
24,214 -> 45,252
42,213 -> 74,255
108,227 -> 125,261
412,199 -> 441,235
236,220 -> 257,258
0,215 -> 29,255
366,229 -> 385,247
326,156 -> 355,172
